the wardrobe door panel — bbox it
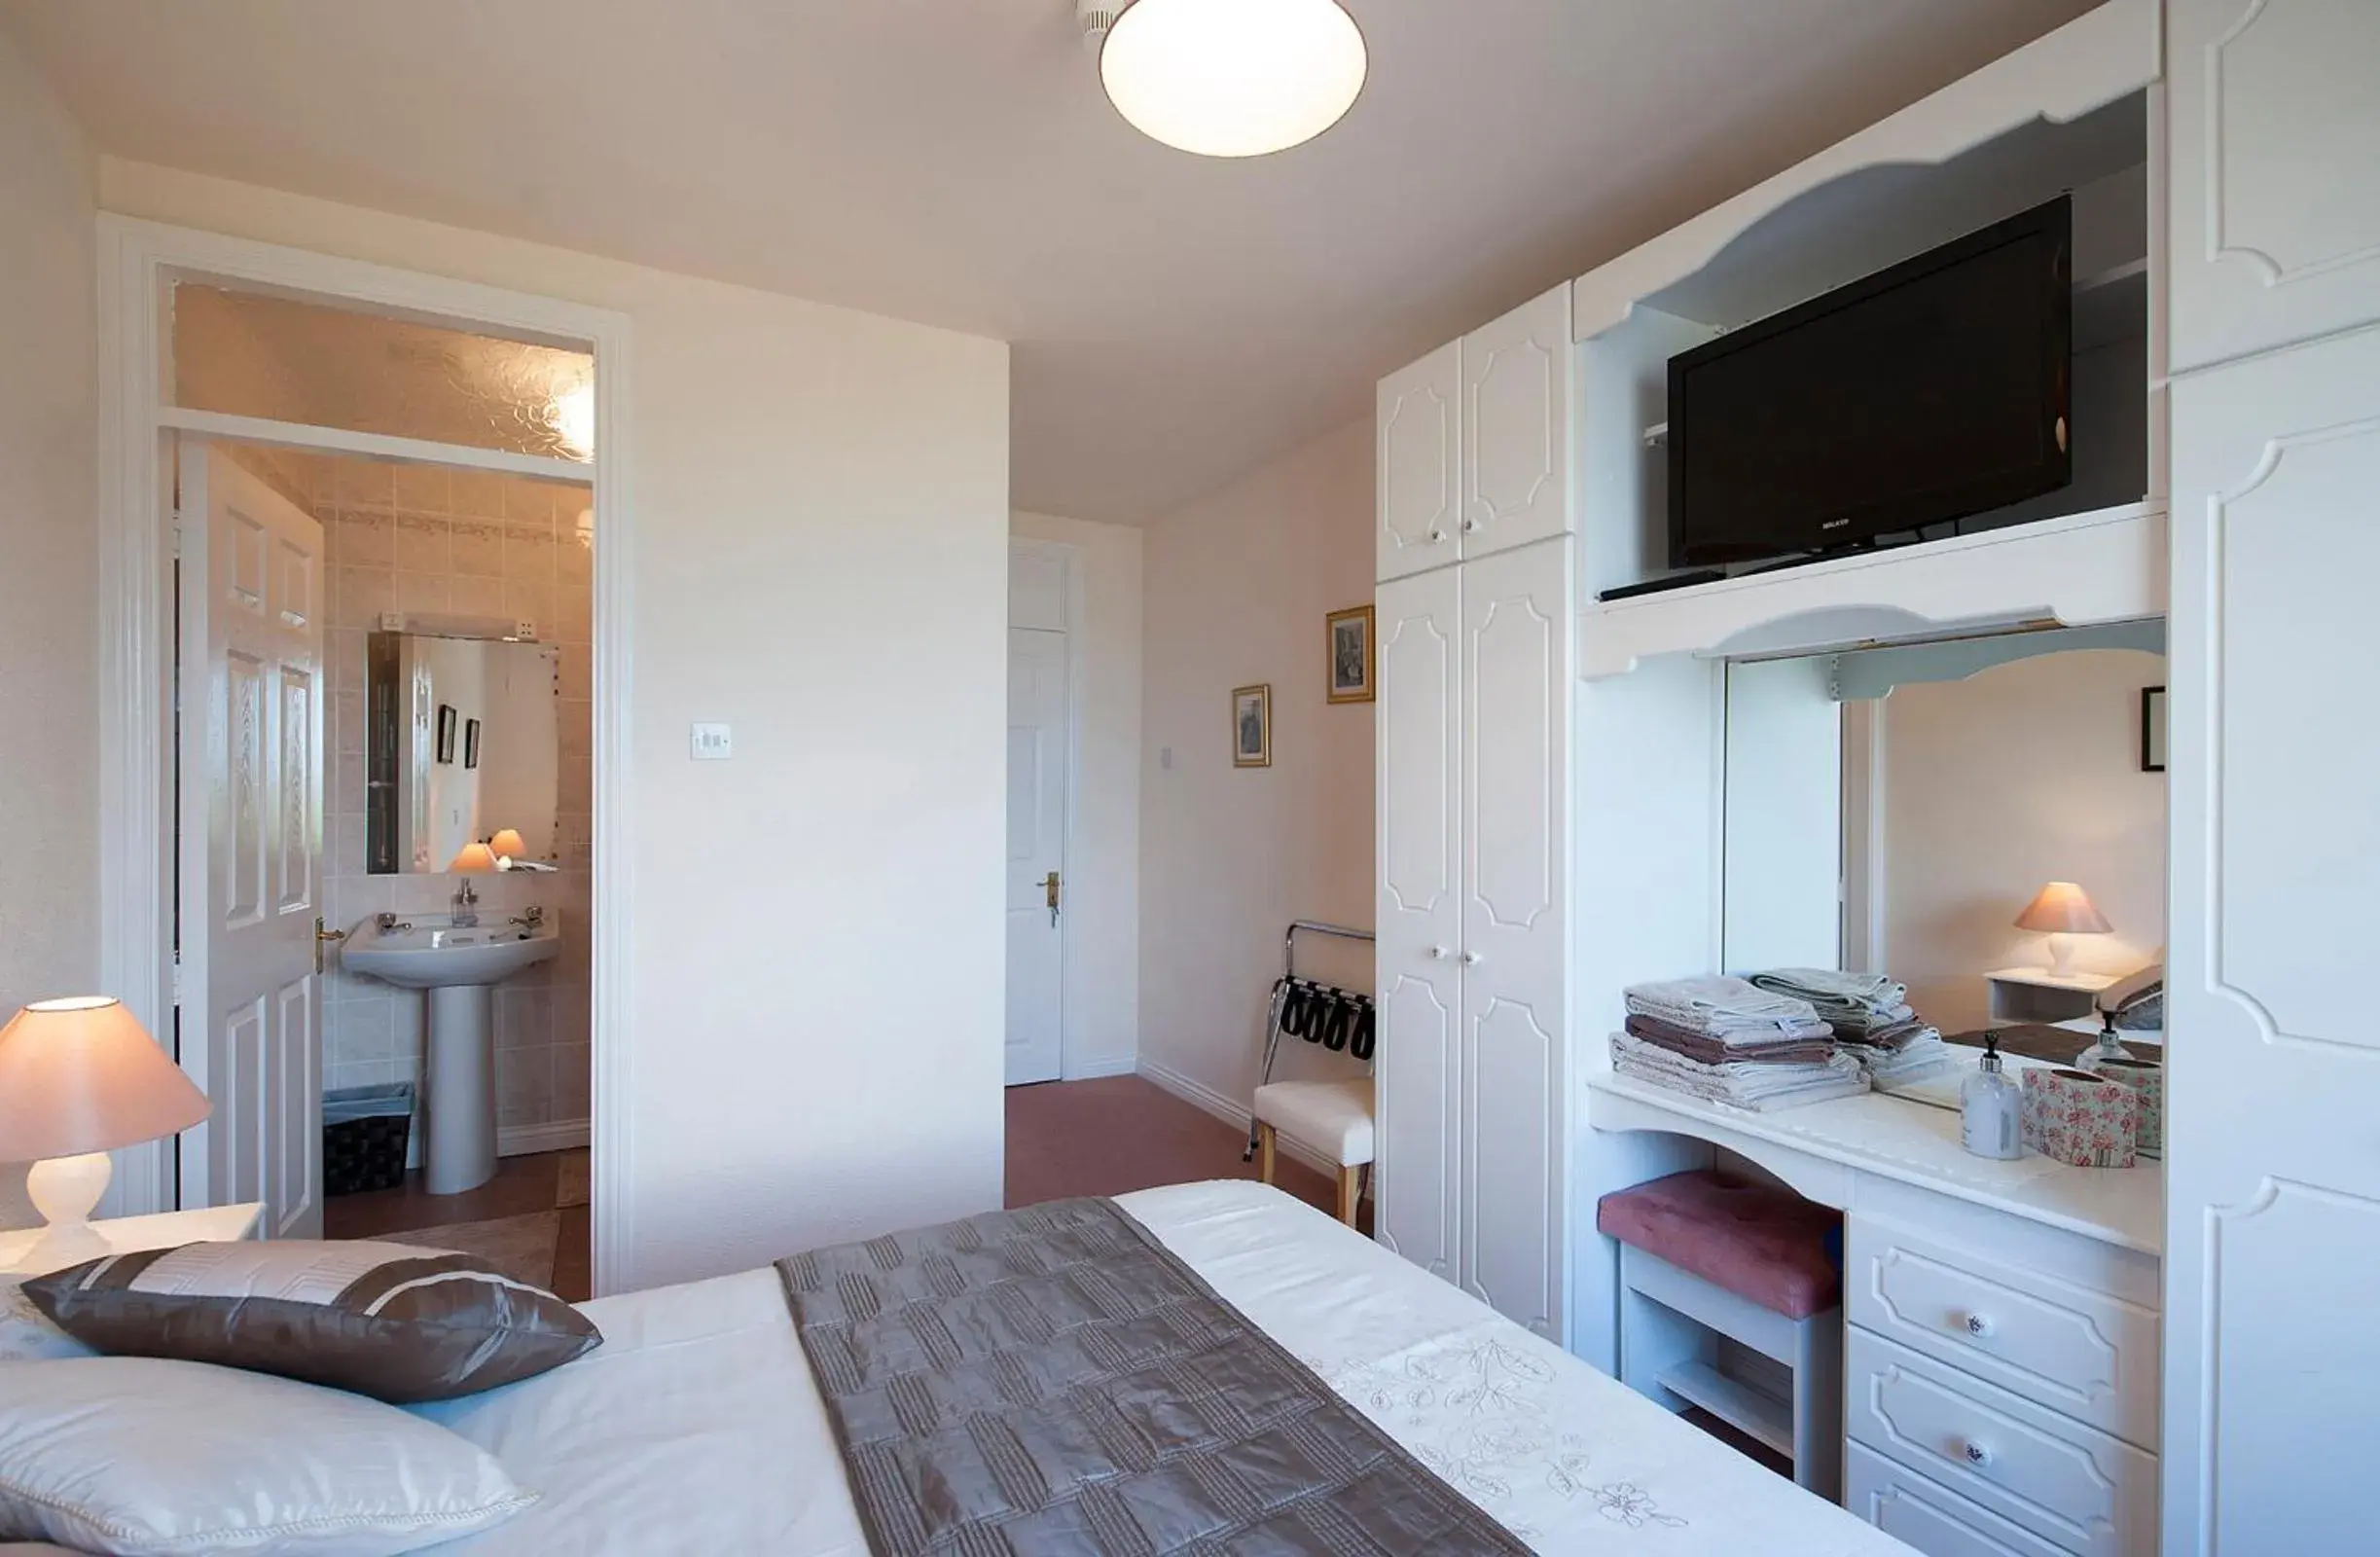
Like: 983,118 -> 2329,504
1457,538 -> 1571,1340
2163,324 -> 2380,1554
1378,342 -> 1462,582
1375,568 -> 1462,1281
2168,0 -> 2380,372
1461,286 -> 1572,560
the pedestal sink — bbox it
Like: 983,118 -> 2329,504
342,913 -> 559,1195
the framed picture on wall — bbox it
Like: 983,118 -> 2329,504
1326,604 -> 1375,704
2141,685 -> 2167,773
463,718 -> 482,771
1233,684 -> 1272,769
435,704 -> 458,765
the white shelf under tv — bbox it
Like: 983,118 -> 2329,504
1577,500 -> 2167,679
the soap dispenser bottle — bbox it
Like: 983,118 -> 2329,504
1961,1033 -> 2024,1160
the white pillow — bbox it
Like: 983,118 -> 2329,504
0,1357 -> 536,1556
0,1279 -> 91,1363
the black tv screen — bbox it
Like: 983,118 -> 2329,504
1668,196 -> 2073,568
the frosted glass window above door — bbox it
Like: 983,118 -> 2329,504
172,284 -> 596,462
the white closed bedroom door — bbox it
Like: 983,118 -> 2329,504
179,441 -> 326,1239
1005,627 -> 1067,1086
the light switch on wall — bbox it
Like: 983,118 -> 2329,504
690,723 -> 734,761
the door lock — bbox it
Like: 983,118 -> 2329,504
1044,871 -> 1063,927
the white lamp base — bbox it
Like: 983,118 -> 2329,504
26,1150 -> 112,1233
2043,933 -> 2079,976
24,1153 -> 115,1269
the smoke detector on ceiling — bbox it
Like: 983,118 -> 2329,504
1076,0 -> 1123,54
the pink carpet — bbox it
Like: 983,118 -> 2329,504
1006,1075 -> 1366,1231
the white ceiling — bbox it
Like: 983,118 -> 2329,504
1,0 -> 2097,524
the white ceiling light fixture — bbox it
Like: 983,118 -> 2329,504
1085,0 -> 1368,160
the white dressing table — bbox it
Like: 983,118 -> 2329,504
1588,1072 -> 2161,1557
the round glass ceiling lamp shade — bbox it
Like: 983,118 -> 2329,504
1100,0 -> 1368,159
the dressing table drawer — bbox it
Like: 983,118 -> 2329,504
1848,1329 -> 2157,1557
1847,1215 -> 2158,1447
1845,1442 -> 2069,1557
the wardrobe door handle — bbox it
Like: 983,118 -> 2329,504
1426,526 -> 1449,545
1427,945 -> 1452,961
1460,951 -> 1483,966
1460,516 -> 1483,535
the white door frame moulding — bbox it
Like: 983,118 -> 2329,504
1007,536 -> 1090,1078
95,215 -> 637,1296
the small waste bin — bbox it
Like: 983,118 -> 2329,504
323,1082 -> 415,1196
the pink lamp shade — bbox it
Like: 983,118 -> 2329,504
2015,881 -> 2113,934
0,996 -> 210,1161
450,842 -> 499,873
487,828 -> 528,862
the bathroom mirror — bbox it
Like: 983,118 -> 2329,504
366,631 -> 560,874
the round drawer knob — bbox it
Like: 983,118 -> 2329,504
1965,1314 -> 1994,1338
1426,526 -> 1449,545
1964,1441 -> 1993,1467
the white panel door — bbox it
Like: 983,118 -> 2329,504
1458,537 -> 1571,1340
1005,627 -> 1067,1086
2163,325 -> 2380,1553
1377,341 -> 1462,583
2167,0 -> 2380,373
1374,567 -> 1462,1282
1461,285 -> 1573,561
179,441 -> 324,1239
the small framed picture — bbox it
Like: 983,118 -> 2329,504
2141,686 -> 2167,773
463,717 -> 483,771
1232,684 -> 1272,769
1326,604 -> 1375,705
435,704 -> 458,765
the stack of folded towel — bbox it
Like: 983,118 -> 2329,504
1748,967 -> 1952,1084
1615,976 -> 1870,1111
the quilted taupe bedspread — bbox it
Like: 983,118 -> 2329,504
775,1197 -> 1531,1556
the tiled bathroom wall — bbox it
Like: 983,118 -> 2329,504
228,444 -> 594,1151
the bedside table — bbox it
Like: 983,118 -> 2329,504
0,1202 -> 263,1278
1984,966 -> 2117,1027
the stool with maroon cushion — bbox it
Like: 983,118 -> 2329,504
1596,1169 -> 1844,1498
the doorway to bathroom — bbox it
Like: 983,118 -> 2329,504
98,221 -> 630,1298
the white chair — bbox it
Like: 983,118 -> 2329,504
1250,1077 -> 1373,1225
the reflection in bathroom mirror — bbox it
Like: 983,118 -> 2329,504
366,632 -> 560,874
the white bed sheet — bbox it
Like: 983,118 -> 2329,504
418,1181 -> 1907,1554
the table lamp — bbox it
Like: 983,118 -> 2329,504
487,827 -> 528,864
2015,881 -> 2112,976
450,841 -> 498,873
0,996 -> 211,1258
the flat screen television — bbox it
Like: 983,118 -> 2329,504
1667,195 -> 2073,568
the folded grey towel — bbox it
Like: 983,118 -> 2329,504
1749,967 -> 1910,1022
1623,975 -> 1830,1039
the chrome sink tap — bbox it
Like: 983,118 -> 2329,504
451,879 -> 480,927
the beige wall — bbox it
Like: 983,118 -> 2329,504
102,161 -> 1012,1292
1011,511 -> 1143,1078
1136,418 -> 1376,1115
0,30 -> 98,1230
1878,648 -> 2167,1032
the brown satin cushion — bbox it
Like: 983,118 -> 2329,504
24,1240 -> 600,1403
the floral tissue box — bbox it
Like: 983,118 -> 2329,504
2021,1067 -> 2141,1169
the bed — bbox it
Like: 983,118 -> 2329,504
412,1180 -> 1905,1554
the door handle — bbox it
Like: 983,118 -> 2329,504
1044,871 -> 1062,927
314,917 -> 346,975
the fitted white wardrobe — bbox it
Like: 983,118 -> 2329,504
1373,283 -> 1578,1342
1364,2 -> 2380,1548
